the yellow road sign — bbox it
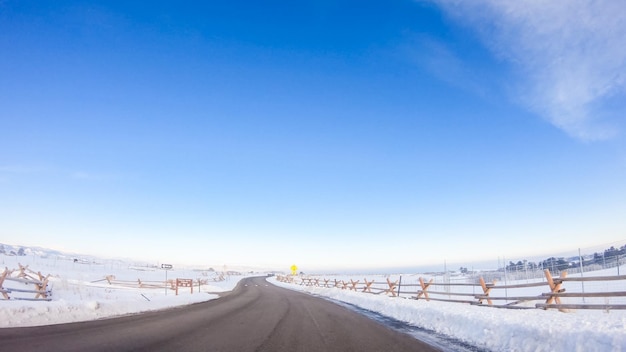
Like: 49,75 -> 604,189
290,264 -> 298,276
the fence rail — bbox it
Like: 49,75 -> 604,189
277,268 -> 626,312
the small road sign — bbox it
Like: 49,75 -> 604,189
161,264 -> 173,270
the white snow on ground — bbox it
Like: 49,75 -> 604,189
2,247 -> 626,351
0,252 -> 250,328
269,272 -> 626,352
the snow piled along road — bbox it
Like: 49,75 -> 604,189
0,253 -> 245,328
270,275 -> 626,352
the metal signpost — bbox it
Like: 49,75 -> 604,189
162,264 -> 173,295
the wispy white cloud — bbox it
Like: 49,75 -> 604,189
71,171 -> 92,180
429,0 -> 626,140
70,171 -> 121,181
0,165 -> 122,182
403,35 -> 490,98
0,165 -> 44,173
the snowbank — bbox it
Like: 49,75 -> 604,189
0,254 -> 249,327
270,277 -> 626,352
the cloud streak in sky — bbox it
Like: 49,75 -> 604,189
430,0 -> 626,140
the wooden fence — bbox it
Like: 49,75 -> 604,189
0,264 -> 52,301
99,273 -> 226,291
277,269 -> 626,312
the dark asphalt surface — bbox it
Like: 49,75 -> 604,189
0,276 -> 440,352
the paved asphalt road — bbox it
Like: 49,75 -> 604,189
0,276 -> 440,352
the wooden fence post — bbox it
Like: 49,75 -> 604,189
415,277 -> 433,301
384,278 -> 398,297
34,274 -> 51,300
0,269 -> 10,300
478,277 -> 494,305
544,269 -> 568,312
362,278 -> 374,293
17,264 -> 28,279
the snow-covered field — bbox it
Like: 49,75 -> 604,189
2,247 -> 626,352
0,251 -> 251,328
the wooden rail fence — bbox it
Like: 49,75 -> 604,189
0,264 -> 52,301
277,269 -> 626,312
102,275 -> 215,292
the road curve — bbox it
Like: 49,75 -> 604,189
0,276 -> 439,352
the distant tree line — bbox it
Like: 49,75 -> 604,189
502,244 -> 626,273
0,244 -> 27,256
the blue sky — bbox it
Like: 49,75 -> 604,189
1,1 -> 626,271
